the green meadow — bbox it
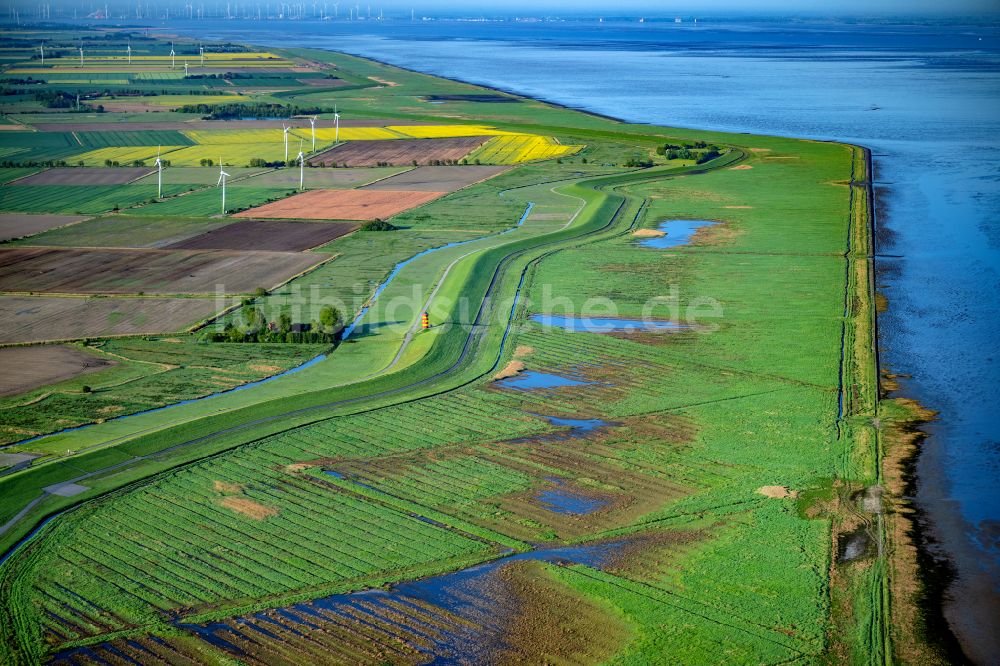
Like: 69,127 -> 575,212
0,24 -> 902,666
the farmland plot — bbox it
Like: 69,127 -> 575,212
10,216 -> 235,248
11,167 -> 153,186
125,186 -> 297,218
0,247 -> 326,295
363,165 -> 508,192
133,166 -> 266,185
0,213 -> 88,241
73,130 -> 195,148
0,183 -> 187,214
310,137 -> 489,167
0,295 -> 224,343
0,345 -> 114,397
232,166 -> 405,189
69,146 -> 183,167
468,134 -> 583,164
234,189 -> 445,221
159,143 -> 307,167
168,219 -> 357,251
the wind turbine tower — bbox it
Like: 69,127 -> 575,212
155,147 -> 163,198
297,142 -> 305,190
218,162 -> 231,214
310,116 -> 317,151
282,124 -> 291,162
170,43 -> 176,68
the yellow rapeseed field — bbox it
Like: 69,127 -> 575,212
71,146 -> 183,166
387,125 -> 513,138
158,143 -> 297,167
467,134 -> 582,164
183,129 -> 289,144
291,127 -> 406,142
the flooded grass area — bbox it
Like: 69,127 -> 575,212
493,369 -> 591,390
637,219 -> 719,248
536,479 -> 610,515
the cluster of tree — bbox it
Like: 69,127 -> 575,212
205,304 -> 343,344
656,140 -> 724,162
248,158 -> 301,168
102,158 -> 169,167
183,71 -> 251,80
0,159 -> 70,168
30,90 -> 103,112
696,149 -> 724,164
359,219 -> 397,231
1,77 -> 44,85
206,43 -> 255,53
624,157 -> 655,168
178,102 -> 333,120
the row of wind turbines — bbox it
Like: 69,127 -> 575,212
152,109 -> 341,215
61,42 -> 207,70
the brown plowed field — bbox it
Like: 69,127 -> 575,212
0,214 -> 88,242
310,136 -> 489,167
12,168 -> 152,186
362,165 -> 508,192
0,296 -> 224,343
0,345 -> 115,396
0,247 -> 325,294
168,219 -> 356,251
234,189 -> 445,221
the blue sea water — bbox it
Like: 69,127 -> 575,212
160,16 -> 999,657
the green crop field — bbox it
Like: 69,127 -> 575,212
0,183 -> 188,214
73,130 -> 196,148
0,25 -> 907,666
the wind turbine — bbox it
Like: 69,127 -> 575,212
199,45 -> 204,65
217,161 -> 230,214
334,107 -> 340,144
126,41 -> 131,65
282,124 -> 290,162
309,116 -> 316,151
39,44 -> 44,65
79,46 -> 83,67
297,140 -> 305,190
170,42 -> 176,68
184,61 -> 189,76
155,146 -> 163,198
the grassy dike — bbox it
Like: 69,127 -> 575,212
0,37 -> 912,664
